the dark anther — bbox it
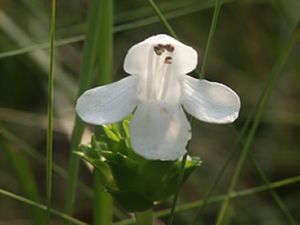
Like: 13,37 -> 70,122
154,44 -> 164,55
164,56 -> 172,64
164,44 -> 174,52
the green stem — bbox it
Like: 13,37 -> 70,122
147,0 -> 224,223
114,175 -> 300,225
65,0 -> 110,219
46,0 -> 56,223
191,25 -> 300,225
215,25 -> 299,225
148,0 -> 178,38
94,171 -> 113,225
0,128 -> 93,197
0,140 -> 45,225
92,0 -> 114,224
0,188 -> 88,225
1,174 -> 298,225
135,209 -> 153,225
0,0 -> 240,59
167,153 -> 188,225
199,0 -> 223,79
248,154 -> 297,225
65,119 -> 85,218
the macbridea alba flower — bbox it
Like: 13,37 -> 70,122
76,34 -> 241,161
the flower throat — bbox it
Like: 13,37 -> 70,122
145,44 -> 175,101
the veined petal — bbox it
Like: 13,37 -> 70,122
130,101 -> 191,161
124,34 -> 197,75
76,76 -> 137,125
182,76 -> 241,123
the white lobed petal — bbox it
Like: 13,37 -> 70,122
182,75 -> 241,123
76,76 -> 137,125
124,34 -> 197,75
130,101 -> 191,161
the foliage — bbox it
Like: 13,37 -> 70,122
75,118 -> 201,212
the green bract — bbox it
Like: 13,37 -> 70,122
75,117 -> 201,212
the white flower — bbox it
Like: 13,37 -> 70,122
76,34 -> 241,161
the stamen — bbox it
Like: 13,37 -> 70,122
154,44 -> 164,55
164,56 -> 172,64
150,53 -> 161,99
155,59 -> 168,99
164,44 -> 174,52
146,43 -> 176,100
146,47 -> 154,98
159,63 -> 172,100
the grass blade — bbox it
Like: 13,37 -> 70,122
0,9 -> 77,99
0,188 -> 88,225
65,0 -> 114,221
148,0 -> 177,38
46,0 -> 56,223
0,0 -> 238,59
0,140 -> 46,225
147,0 -> 224,223
92,0 -> 114,224
0,127 -> 93,197
199,0 -> 223,78
2,174 -> 299,225
114,175 -> 300,225
248,154 -> 298,225
215,24 -> 300,225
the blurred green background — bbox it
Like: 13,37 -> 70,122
0,0 -> 299,224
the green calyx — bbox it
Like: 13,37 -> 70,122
75,117 -> 201,212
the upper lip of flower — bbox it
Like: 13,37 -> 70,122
76,34 -> 241,161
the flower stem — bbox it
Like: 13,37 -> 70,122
135,209 -> 153,225
93,171 -> 112,225
167,153 -> 188,225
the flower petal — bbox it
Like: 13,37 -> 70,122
182,76 -> 241,123
130,101 -> 191,161
124,34 -> 197,75
76,76 -> 137,125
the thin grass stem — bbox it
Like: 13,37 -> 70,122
65,0 -> 114,221
199,0 -> 223,79
248,154 -> 297,225
190,25 -> 300,225
0,188 -> 88,225
65,0 -> 108,219
1,175 -> 297,225
167,153 -> 188,225
215,25 -> 300,225
92,0 -> 114,224
191,103 -> 276,224
147,0 -> 224,223
114,175 -> 300,225
0,0 -> 238,59
148,0 -> 178,38
0,140 -> 45,225
46,0 -> 56,223
0,128 -> 93,197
